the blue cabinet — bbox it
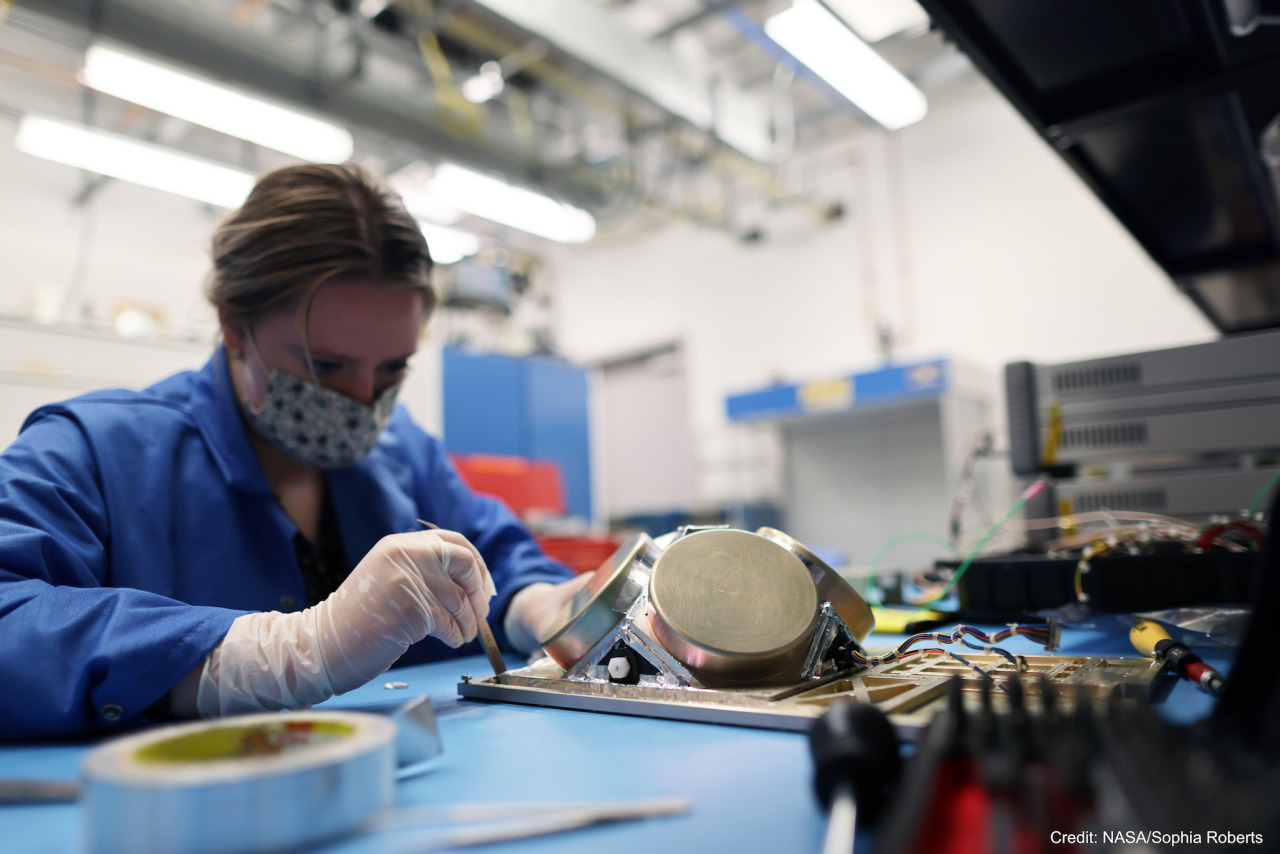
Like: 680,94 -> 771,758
442,347 -> 592,521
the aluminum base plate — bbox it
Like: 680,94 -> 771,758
457,650 -> 1171,738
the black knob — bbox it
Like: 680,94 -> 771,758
809,701 -> 902,820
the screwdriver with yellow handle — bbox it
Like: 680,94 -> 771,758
1130,619 -> 1225,697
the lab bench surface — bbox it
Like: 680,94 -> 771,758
0,628 -> 1227,854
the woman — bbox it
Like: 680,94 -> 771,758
0,163 -> 585,738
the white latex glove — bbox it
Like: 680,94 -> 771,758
503,572 -> 595,655
174,529 -> 496,718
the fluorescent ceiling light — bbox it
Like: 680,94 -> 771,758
81,44 -> 353,163
429,164 -> 596,244
358,0 -> 391,17
765,1 -> 927,131
14,115 -> 255,208
418,221 -> 481,265
824,0 -> 929,43
389,161 -> 463,226
462,61 -> 506,105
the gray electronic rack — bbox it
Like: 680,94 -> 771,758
1005,329 -> 1280,522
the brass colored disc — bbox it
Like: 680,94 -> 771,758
756,527 -> 875,643
648,529 -> 818,684
540,533 -> 651,668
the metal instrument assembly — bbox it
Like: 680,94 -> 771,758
540,533 -> 653,669
459,526 -> 1170,737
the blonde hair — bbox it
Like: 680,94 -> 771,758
207,163 -> 436,332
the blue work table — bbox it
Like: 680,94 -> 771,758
0,628 -> 1226,854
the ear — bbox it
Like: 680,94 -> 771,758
220,314 -> 247,357
221,315 -> 267,410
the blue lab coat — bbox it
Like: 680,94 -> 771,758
0,347 -> 572,739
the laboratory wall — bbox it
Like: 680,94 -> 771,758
542,72 -> 1218,514
0,123 -> 221,340
0,71 -> 1218,528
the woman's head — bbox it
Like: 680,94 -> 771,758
208,162 -> 436,333
213,165 -> 437,467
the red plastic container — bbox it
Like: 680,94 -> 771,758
536,535 -> 624,575
450,453 -> 622,573
450,453 -> 567,517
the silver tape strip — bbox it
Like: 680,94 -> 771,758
82,711 -> 396,854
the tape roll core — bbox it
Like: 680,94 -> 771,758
82,711 -> 396,854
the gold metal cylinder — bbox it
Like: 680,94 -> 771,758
648,529 -> 819,685
755,527 -> 875,642
540,533 -> 651,668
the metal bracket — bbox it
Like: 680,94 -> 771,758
799,602 -> 850,680
559,551 -> 696,688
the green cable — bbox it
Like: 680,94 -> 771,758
916,492 -> 1033,611
868,531 -> 961,575
866,532 -> 959,604
1246,468 -> 1280,516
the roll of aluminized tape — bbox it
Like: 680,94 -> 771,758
82,711 -> 396,854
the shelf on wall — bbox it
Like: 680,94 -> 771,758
724,358 -> 995,573
725,359 -> 950,423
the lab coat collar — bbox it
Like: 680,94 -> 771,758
328,426 -> 418,568
190,344 -> 274,494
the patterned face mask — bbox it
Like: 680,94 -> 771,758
239,331 -> 402,469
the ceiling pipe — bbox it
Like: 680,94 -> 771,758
22,0 -> 612,207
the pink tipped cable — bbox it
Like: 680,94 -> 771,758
1021,479 -> 1047,502
919,476 -> 1048,608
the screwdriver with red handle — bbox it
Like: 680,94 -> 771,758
1130,619 -> 1225,696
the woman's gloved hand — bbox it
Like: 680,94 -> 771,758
174,529 -> 495,717
313,529 -> 495,692
502,572 -> 595,655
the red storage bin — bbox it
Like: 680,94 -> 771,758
450,453 -> 567,517
451,453 -> 621,573
536,535 -> 624,575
